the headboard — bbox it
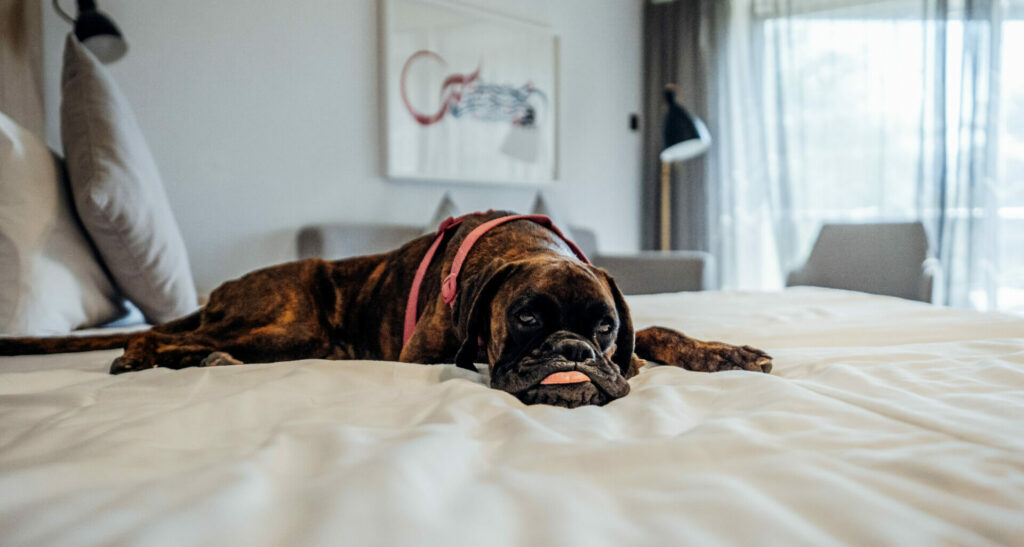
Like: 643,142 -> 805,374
0,0 -> 44,135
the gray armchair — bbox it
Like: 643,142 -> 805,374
786,222 -> 940,303
296,223 -> 715,295
568,227 -> 715,294
298,223 -> 423,261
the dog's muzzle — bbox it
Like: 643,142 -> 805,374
491,332 -> 630,408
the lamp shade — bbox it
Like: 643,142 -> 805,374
73,0 -> 127,63
660,86 -> 711,164
660,116 -> 711,163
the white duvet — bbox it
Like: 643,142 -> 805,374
1,288 -> 1022,546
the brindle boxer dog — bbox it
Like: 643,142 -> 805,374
0,211 -> 771,408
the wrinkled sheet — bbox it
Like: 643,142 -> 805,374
1,288 -> 1022,546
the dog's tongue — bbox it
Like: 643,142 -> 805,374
540,371 -> 591,385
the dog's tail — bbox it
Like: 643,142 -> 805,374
0,311 -> 201,356
0,332 -> 137,355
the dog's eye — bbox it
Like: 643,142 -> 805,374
596,318 -> 615,336
516,311 -> 540,328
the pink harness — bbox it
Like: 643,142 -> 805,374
402,213 -> 590,346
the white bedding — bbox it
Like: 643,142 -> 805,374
1,288 -> 1022,545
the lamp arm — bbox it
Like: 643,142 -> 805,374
53,0 -> 74,24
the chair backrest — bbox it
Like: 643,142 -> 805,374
567,225 -> 598,260
787,222 -> 931,301
298,223 -> 423,260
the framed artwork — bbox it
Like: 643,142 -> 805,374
381,0 -> 559,185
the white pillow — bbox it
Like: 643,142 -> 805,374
61,35 -> 198,324
0,111 -> 124,335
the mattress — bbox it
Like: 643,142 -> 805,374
1,287 -> 1022,545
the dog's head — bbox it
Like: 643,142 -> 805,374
453,258 -> 634,408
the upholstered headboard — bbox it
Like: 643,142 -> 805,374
0,0 -> 44,135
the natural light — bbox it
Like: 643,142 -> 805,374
763,11 -> 1024,313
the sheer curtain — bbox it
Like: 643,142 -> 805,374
701,0 -> 1022,311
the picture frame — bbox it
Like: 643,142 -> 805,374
381,0 -> 559,185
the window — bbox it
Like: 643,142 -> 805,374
759,2 -> 1023,312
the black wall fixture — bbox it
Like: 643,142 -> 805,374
53,0 -> 128,63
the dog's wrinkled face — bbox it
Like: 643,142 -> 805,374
475,260 -> 633,408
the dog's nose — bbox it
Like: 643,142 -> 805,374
546,338 -> 596,363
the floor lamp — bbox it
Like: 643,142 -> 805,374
660,85 -> 711,251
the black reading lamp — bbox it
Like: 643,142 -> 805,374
53,0 -> 128,64
659,84 -> 711,250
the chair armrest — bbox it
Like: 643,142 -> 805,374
298,223 -> 423,260
920,258 -> 942,304
786,267 -> 808,287
593,251 -> 716,295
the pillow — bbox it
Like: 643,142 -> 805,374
422,192 -> 461,234
530,192 -> 576,241
0,111 -> 126,335
60,34 -> 198,324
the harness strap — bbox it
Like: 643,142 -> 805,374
402,213 -> 589,347
403,213 -> 473,346
441,214 -> 589,307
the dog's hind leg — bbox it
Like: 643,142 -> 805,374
110,327 -> 330,373
198,351 -> 243,367
152,311 -> 202,334
109,331 -> 221,373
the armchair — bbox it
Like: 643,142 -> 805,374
296,223 -> 716,295
786,222 -> 940,303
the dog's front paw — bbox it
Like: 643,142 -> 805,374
634,326 -> 772,374
687,342 -> 772,373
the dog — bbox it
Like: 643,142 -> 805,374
0,211 -> 771,408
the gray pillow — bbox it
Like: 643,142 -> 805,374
422,193 -> 461,234
530,192 -> 577,242
0,111 -> 125,334
60,34 -> 197,324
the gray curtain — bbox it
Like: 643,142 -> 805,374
641,0 -> 715,251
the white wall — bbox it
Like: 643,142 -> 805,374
42,0 -> 642,295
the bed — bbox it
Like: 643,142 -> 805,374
3,17 -> 1022,546
2,287 -> 1022,545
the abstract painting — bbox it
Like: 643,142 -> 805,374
382,0 -> 559,184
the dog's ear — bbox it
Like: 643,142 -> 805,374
453,262 -> 521,371
598,269 -> 636,376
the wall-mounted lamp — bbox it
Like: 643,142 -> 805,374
53,0 -> 127,64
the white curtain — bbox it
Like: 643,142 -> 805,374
704,0 -> 1023,311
